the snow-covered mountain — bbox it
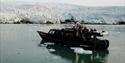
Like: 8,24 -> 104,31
0,3 -> 125,24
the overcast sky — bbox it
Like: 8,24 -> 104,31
1,0 -> 125,6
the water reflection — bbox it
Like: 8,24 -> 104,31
44,44 -> 109,63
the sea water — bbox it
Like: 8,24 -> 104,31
0,24 -> 125,63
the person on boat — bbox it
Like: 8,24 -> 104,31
74,21 -> 82,36
82,27 -> 89,32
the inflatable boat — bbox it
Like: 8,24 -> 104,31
37,27 -> 109,50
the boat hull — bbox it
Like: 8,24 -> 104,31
37,31 -> 109,50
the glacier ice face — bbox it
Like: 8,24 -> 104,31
0,3 -> 125,24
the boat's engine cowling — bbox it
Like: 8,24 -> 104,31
100,31 -> 109,36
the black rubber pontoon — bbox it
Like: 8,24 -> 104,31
37,27 -> 109,50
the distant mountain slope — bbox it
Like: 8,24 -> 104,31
0,3 -> 125,24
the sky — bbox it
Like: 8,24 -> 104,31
0,0 -> 125,6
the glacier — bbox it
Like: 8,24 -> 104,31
0,3 -> 125,24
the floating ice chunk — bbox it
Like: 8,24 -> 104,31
48,49 -> 56,52
72,47 -> 92,54
38,44 -> 47,47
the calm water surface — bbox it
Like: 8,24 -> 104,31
0,24 -> 125,63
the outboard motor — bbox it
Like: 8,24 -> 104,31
101,31 -> 109,36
